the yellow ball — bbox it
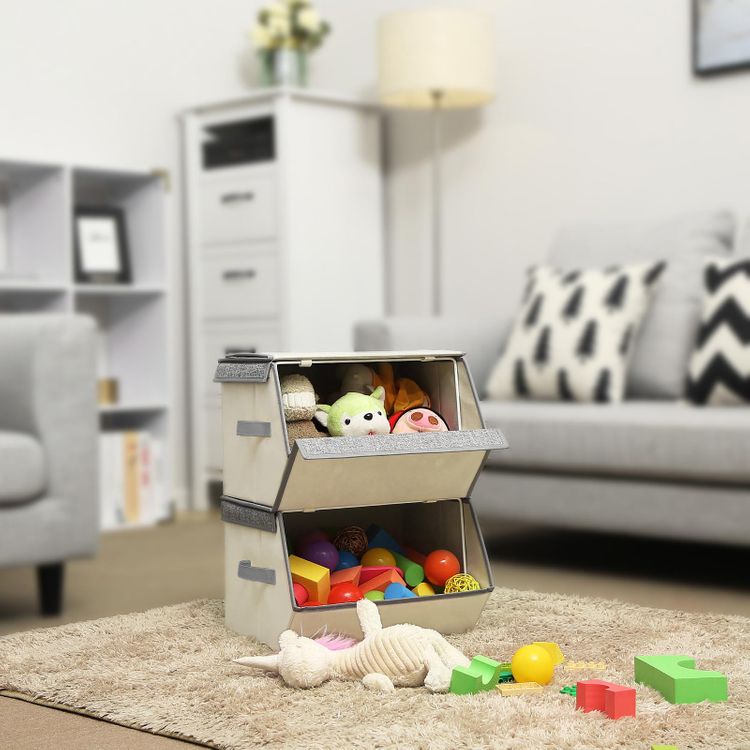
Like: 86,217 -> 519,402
511,645 -> 554,685
361,547 -> 397,567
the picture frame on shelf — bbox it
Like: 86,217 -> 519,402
693,0 -> 750,76
74,206 -> 131,284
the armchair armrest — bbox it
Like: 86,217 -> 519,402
0,314 -> 98,547
354,316 -> 514,396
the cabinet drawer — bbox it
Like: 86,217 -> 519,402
201,323 -> 281,398
201,252 -> 280,320
200,171 -> 277,245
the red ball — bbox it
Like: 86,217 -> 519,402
293,582 -> 308,606
328,583 -> 365,604
300,601 -> 322,607
424,549 -> 461,586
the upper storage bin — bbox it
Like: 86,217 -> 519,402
215,352 -> 507,511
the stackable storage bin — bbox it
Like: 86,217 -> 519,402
216,351 -> 507,647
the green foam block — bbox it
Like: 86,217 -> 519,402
450,655 -> 503,695
393,552 -> 424,587
635,655 -> 727,704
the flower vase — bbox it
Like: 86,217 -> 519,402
260,49 -> 308,88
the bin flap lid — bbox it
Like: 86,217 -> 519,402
273,428 -> 507,512
214,351 -> 465,384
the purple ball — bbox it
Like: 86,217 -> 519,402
300,539 -> 339,571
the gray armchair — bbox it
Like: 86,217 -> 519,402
0,314 -> 98,614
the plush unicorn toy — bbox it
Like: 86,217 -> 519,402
234,599 -> 470,692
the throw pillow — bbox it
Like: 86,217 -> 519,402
486,261 -> 665,403
686,257 -> 750,405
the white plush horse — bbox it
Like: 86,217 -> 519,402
235,599 -> 470,692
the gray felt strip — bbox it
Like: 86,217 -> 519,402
237,561 -> 276,585
236,420 -> 272,438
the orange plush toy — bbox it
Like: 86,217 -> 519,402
339,363 -> 430,415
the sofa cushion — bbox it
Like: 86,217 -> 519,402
481,399 -> 750,484
0,430 -> 46,504
548,211 -> 735,399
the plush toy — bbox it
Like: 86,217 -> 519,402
235,598 -> 470,692
280,374 -> 325,447
339,363 -> 430,415
389,407 -> 449,434
315,387 -> 390,437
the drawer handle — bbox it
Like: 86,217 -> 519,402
222,269 -> 257,281
225,346 -> 256,355
238,560 -> 276,585
221,191 -> 254,204
237,420 -> 271,437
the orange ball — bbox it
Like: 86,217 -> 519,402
424,549 -> 460,586
361,547 -> 397,567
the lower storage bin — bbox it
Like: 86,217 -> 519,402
223,497 -> 493,647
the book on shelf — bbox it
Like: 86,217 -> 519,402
99,430 -> 167,530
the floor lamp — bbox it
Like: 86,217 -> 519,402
378,8 -> 495,315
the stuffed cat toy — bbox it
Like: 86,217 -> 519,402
315,387 -> 390,437
235,598 -> 470,692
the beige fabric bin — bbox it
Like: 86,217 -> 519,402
216,351 -> 508,647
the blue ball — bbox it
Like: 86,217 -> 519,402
335,550 -> 359,571
384,582 -> 416,600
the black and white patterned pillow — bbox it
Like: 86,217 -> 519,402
486,261 -> 665,403
686,257 -> 750,405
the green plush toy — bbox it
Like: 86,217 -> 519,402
315,387 -> 391,437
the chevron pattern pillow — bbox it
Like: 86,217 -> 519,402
486,261 -> 665,403
686,257 -> 750,405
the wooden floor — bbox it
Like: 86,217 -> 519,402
0,514 -> 748,749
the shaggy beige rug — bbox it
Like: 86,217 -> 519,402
0,589 -> 747,750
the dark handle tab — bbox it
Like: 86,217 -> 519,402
238,561 -> 276,585
237,420 -> 271,438
221,191 -> 254,204
223,269 -> 257,281
225,346 -> 256,355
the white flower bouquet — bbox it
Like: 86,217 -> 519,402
251,0 -> 331,54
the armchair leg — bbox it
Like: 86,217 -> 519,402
37,563 -> 64,616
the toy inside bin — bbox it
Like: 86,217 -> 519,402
217,351 -> 507,647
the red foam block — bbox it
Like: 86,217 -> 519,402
576,680 -> 636,719
359,566 -> 404,584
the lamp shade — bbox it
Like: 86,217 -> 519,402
378,8 -> 495,110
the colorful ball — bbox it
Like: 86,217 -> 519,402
364,590 -> 385,601
300,601 -> 322,607
424,549 -> 461,586
511,645 -> 554,685
292,582 -> 308,606
361,547 -> 397,567
333,525 -> 368,557
328,582 -> 364,604
443,573 -> 481,593
299,539 -> 339,571
335,550 -> 359,570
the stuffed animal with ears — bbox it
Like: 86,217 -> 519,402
389,407 -> 449,434
280,374 -> 326,447
339,363 -> 430,415
235,598 -> 470,692
315,387 -> 390,437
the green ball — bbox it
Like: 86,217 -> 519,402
364,590 -> 385,601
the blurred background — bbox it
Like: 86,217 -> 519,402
1,0 -> 749,636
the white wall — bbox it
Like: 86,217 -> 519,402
1,0 -> 748,501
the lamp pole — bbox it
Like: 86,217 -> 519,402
431,89 -> 443,316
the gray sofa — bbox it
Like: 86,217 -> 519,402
355,212 -> 750,546
0,315 -> 99,613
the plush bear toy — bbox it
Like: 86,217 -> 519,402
315,387 -> 391,437
280,374 -> 326,448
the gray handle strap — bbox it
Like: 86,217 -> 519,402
238,561 -> 276,585
236,420 -> 271,438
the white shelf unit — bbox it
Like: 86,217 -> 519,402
0,159 -> 171,530
183,88 -> 385,509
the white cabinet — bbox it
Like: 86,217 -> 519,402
183,89 -> 384,508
